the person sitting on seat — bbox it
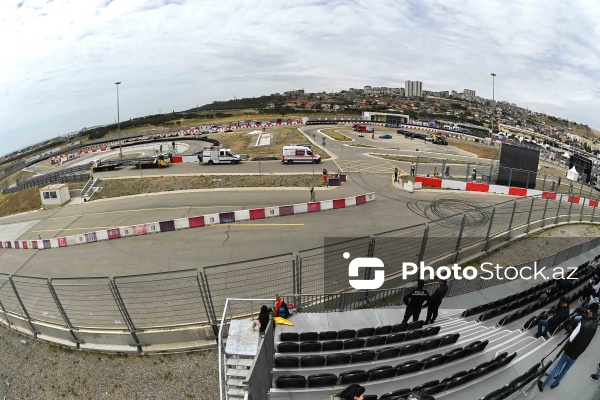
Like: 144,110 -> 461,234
328,384 -> 366,400
540,279 -> 560,300
536,297 -> 570,338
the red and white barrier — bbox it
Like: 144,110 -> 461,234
415,176 -> 598,208
0,193 -> 375,250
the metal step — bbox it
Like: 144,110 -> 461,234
227,387 -> 246,396
227,378 -> 246,387
227,368 -> 250,378
226,357 -> 254,367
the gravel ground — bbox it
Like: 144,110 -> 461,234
0,224 -> 598,399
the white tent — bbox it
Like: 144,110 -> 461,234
567,166 -> 579,181
562,151 -> 570,158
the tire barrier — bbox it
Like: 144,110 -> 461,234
0,193 -> 375,250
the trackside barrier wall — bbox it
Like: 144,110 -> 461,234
2,194 -> 600,352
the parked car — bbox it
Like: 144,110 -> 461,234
358,133 -> 364,137
379,134 -> 393,139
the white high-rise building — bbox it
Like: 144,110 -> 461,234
405,81 -> 422,98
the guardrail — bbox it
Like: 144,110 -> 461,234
0,191 -> 599,352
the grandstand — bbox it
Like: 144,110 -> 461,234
219,252 -> 599,400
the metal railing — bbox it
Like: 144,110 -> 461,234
1,193 -> 600,352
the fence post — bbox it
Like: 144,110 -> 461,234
441,160 -> 446,178
197,272 -> 219,340
592,194 -> 599,223
108,279 -> 142,352
418,224 -> 429,264
508,169 -> 513,187
525,171 -> 531,189
580,198 -> 586,222
542,174 -> 547,191
465,163 -> 470,181
47,279 -> 83,346
8,276 -> 38,337
555,196 -> 562,225
488,163 -> 493,183
454,214 -> 467,263
567,195 -> 574,222
526,197 -> 535,233
415,157 -> 419,175
579,182 -> 583,197
484,206 -> 496,251
507,200 -> 517,239
295,253 -> 303,297
542,198 -> 549,228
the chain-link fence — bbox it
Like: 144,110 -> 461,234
0,194 -> 599,351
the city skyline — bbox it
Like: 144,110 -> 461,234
2,0 -> 600,155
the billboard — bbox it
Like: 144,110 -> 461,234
497,144 -> 540,189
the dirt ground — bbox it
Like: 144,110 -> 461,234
0,170 -> 36,187
448,139 -> 501,160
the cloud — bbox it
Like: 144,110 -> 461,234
1,0 -> 600,155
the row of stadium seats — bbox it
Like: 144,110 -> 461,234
279,320 -> 425,342
276,326 -> 441,353
274,333 -> 463,368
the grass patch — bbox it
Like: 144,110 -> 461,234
0,170 -> 37,187
211,126 -> 326,159
448,139 -> 501,159
350,143 -> 375,148
96,175 -> 324,199
321,129 -> 352,141
0,182 -> 86,218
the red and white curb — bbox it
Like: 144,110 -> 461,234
0,193 -> 375,250
415,176 -> 599,207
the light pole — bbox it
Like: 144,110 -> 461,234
490,73 -> 496,139
115,81 -> 122,159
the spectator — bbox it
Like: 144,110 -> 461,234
402,279 -> 430,323
250,305 -> 270,333
394,167 -> 399,182
423,279 -> 448,325
558,271 -> 571,291
309,186 -> 315,202
328,383 -> 365,400
172,141 -> 176,151
322,169 -> 328,186
538,303 -> 598,391
160,144 -> 163,153
535,297 -> 570,338
471,168 -> 477,181
410,162 -> 416,176
540,279 -> 560,300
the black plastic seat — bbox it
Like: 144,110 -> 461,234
322,341 -> 343,351
412,379 -> 440,392
444,347 -> 466,363
343,338 -> 365,350
277,342 -> 299,353
375,325 -> 393,335
377,347 -> 401,360
379,388 -> 411,400
446,372 -> 475,389
339,370 -> 369,384
422,326 -> 441,337
439,333 -> 460,346
299,331 -> 319,341
423,354 -> 449,369
299,341 -> 321,352
326,353 -> 351,366
307,373 -> 337,388
363,396 -> 377,400
441,370 -> 468,383
391,322 -> 408,333
357,327 -> 376,338
337,329 -> 356,339
275,375 -> 306,388
425,382 -> 449,395
495,352 -> 517,368
300,355 -> 325,367
369,366 -> 397,380
318,331 -> 337,341
365,336 -> 386,347
399,343 -> 422,356
480,388 -> 509,400
351,350 -> 377,363
465,339 -> 489,355
405,329 -> 423,341
407,320 -> 424,331
280,332 -> 299,341
420,338 -> 441,351
385,332 -> 406,344
396,360 -> 424,375
274,356 -> 299,368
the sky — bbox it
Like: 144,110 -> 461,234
2,0 -> 600,156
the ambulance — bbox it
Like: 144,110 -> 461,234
282,145 -> 321,164
201,146 -> 241,165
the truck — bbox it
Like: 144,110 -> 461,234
125,153 -> 171,168
353,124 -> 374,133
282,145 -> 321,164
201,146 -> 241,165
89,159 -> 122,172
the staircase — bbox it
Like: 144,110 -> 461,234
223,320 -> 261,400
226,355 -> 253,399
81,177 -> 102,201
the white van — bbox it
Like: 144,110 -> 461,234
282,146 -> 321,164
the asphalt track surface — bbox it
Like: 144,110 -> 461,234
0,126 -> 579,279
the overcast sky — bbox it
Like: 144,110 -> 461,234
2,0 -> 600,156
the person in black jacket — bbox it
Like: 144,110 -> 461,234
538,303 -> 598,391
539,279 -> 559,300
402,279 -> 430,323
535,297 -> 570,338
423,279 -> 448,325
